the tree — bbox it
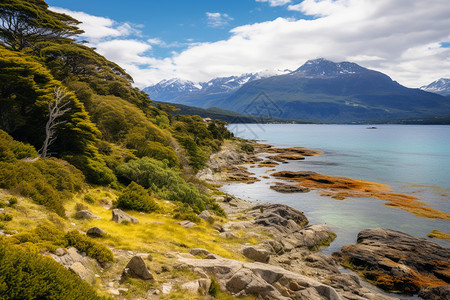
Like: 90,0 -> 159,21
40,87 -> 71,158
0,0 -> 83,51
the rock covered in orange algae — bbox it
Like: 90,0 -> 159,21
271,171 -> 450,220
265,147 -> 323,162
332,228 -> 450,296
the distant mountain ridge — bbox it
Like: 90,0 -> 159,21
421,78 -> 450,96
144,70 -> 290,107
145,59 -> 450,123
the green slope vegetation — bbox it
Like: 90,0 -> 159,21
0,1 -> 248,298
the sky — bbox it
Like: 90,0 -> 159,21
47,0 -> 450,89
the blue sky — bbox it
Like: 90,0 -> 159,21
48,0 -> 311,58
47,0 -> 450,88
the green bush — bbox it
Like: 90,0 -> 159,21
116,182 -> 159,213
0,214 -> 13,222
0,239 -> 104,299
65,230 -> 114,263
0,130 -> 38,162
0,158 -> 85,216
14,225 -> 68,253
117,157 -> 212,213
208,278 -> 220,297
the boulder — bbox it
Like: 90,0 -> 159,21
244,204 -> 309,234
177,220 -> 196,228
111,209 -> 139,224
242,246 -> 270,263
51,247 -> 99,284
86,227 -> 106,238
333,228 -> 450,294
419,285 -> 450,300
69,262 -> 95,284
75,210 -> 100,219
198,210 -> 212,220
122,256 -> 153,281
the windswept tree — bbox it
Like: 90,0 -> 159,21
40,87 -> 71,158
0,0 -> 83,51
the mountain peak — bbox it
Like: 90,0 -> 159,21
421,78 -> 450,96
292,58 -> 366,78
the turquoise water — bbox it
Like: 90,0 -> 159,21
223,124 -> 450,253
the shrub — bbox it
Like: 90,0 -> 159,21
65,230 -> 114,263
208,278 -> 220,297
117,157 -> 212,213
83,194 -> 96,204
116,182 -> 159,213
0,130 -> 38,162
0,239 -> 104,299
0,214 -> 13,222
0,158 -> 85,216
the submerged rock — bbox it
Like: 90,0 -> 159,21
270,182 -> 310,193
333,228 -> 450,295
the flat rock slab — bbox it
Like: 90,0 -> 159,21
76,210 -> 100,219
177,254 -> 341,300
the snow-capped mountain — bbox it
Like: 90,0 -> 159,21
290,58 -> 367,78
143,69 -> 290,107
420,78 -> 450,96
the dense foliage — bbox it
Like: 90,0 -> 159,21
12,224 -> 114,263
65,230 -> 114,263
117,182 -> 159,213
0,238 -> 105,299
117,157 -> 223,214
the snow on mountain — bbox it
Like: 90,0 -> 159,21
420,78 -> 450,96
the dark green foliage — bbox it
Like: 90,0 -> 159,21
0,238 -> 104,299
171,115 -> 231,171
14,224 -> 67,252
117,157 -> 219,213
0,158 -> 85,216
117,182 -> 159,213
0,214 -> 13,222
0,0 -> 83,51
173,204 -> 201,223
65,230 -> 114,263
0,130 -> 38,162
208,278 -> 220,297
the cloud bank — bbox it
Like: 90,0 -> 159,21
52,1 -> 450,88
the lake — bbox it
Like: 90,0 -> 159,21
223,124 -> 450,253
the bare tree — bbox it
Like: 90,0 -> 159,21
39,87 -> 71,158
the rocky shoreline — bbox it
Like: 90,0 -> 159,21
196,140 -> 450,299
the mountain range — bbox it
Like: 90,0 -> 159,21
144,59 -> 450,123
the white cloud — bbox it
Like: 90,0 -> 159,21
50,7 -> 141,41
206,12 -> 234,28
52,1 -> 450,88
256,0 -> 292,7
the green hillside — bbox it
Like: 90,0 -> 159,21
0,1 -> 246,298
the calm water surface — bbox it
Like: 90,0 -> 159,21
223,124 -> 450,253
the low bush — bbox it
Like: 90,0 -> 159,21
117,157 -> 220,213
0,239 -> 104,299
65,230 -> 114,263
0,214 -> 13,222
0,158 -> 85,216
0,130 -> 38,162
116,182 -> 159,213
